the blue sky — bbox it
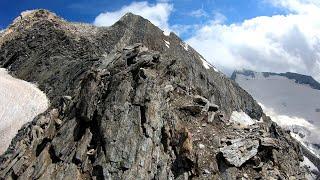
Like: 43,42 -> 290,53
1,0 -> 320,81
0,0 -> 284,36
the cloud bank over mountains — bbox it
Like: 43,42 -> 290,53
93,0 -> 320,81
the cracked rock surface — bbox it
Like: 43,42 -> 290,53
220,138 -> 259,167
0,9 -> 309,179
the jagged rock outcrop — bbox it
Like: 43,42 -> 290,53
0,9 -> 309,179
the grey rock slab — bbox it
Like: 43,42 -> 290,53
220,138 -> 259,167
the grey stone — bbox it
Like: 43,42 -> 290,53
260,137 -> 279,148
220,138 -> 259,167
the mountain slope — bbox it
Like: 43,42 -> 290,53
232,69 -> 320,178
0,10 -> 308,179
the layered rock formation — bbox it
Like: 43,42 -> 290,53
0,10 -> 309,179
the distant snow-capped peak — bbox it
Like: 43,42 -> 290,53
232,70 -> 320,177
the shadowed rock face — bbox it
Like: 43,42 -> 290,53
0,9 -> 309,179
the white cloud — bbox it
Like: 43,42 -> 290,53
267,0 -> 320,13
190,9 -> 208,18
186,0 -> 320,81
94,1 -> 173,34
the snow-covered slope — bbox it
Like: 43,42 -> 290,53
0,68 -> 49,154
232,70 -> 320,177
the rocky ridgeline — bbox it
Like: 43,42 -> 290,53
0,10 -> 309,179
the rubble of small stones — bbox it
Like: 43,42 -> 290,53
0,9 -> 312,179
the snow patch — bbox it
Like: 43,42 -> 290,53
180,42 -> 189,51
0,68 -> 49,154
230,111 -> 257,126
20,10 -> 36,17
163,30 -> 170,36
302,156 -> 318,172
301,155 -> 319,180
199,56 -> 210,69
198,55 -> 218,72
291,132 -> 320,159
163,40 -> 170,48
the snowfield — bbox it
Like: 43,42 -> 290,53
230,110 -> 258,126
0,68 -> 49,154
163,39 -> 170,48
198,55 -> 219,72
234,72 -> 320,177
301,155 -> 319,180
235,73 -> 320,144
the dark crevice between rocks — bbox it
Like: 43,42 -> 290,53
72,154 -> 82,166
11,171 -> 18,180
199,73 -> 205,80
89,110 -> 107,160
152,54 -> 160,64
92,165 -> 104,180
73,118 -> 90,141
125,49 -> 139,66
257,146 -> 274,163
73,104 -> 107,162
36,138 -> 52,156
171,155 -> 196,179
126,55 -> 136,66
49,145 -> 61,163
138,68 -> 147,79
226,141 -> 232,146
164,59 -> 177,77
179,106 -> 203,117
120,166 -> 129,172
269,123 -> 279,139
161,126 -> 170,152
197,101 -> 207,107
139,105 -> 148,137
100,76 -> 114,103
3,52 -> 19,68
216,152 -> 230,173
129,67 -> 142,104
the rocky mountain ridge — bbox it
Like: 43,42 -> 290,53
0,9 -> 310,179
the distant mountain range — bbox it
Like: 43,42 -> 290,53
231,70 -> 320,90
232,69 -> 320,179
